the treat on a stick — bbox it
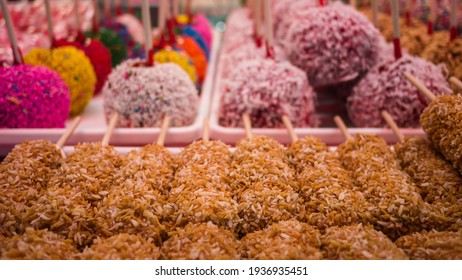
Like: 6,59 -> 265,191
348,0 -> 450,128
382,110 -> 461,231
0,0 -> 70,128
25,114 -> 123,249
335,115 -> 447,240
0,116 -> 82,237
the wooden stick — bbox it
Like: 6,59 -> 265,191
334,115 -> 352,140
104,0 -> 111,19
92,0 -> 100,32
173,0 -> 179,18
44,0 -> 55,46
449,76 -> 462,91
56,116 -> 82,148
0,0 -> 22,64
156,115 -> 170,146
428,0 -> 435,35
242,112 -> 253,139
73,0 -> 81,33
282,115 -> 298,143
391,0 -> 402,59
381,111 -> 404,142
403,72 -> 436,101
372,0 -> 378,28
263,0 -> 273,48
142,0 -> 152,59
102,113 -> 119,146
202,117 -> 210,143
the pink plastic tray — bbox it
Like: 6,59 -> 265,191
209,33 -> 426,146
0,30 -> 222,156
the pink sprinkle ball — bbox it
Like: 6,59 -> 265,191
348,54 -> 451,128
103,59 -> 199,128
219,58 -> 317,128
0,64 -> 70,128
286,2 -> 382,88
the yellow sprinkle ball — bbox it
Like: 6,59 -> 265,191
154,48 -> 198,84
24,46 -> 97,116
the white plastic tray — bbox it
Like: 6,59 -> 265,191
0,30 -> 222,156
209,34 -> 426,146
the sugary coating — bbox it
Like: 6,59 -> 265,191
103,60 -> 198,128
26,143 -> 123,249
166,140 -> 238,232
395,230 -> 462,260
80,234 -> 161,260
286,2 -> 382,88
154,49 -> 198,84
55,38 -> 112,94
337,134 -> 448,239
394,137 -> 462,230
287,137 -> 373,231
322,224 -> 408,260
191,14 -> 213,50
239,220 -> 322,260
420,95 -> 462,175
400,21 -> 431,56
85,28 -> 127,67
161,222 -> 239,260
0,140 -> 64,237
24,46 -> 96,116
0,65 -> 70,128
0,228 -> 78,260
219,59 -> 317,128
348,54 -> 451,128
220,40 -> 262,80
176,36 -> 208,84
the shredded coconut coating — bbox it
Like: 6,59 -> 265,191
79,234 -> 161,260
0,140 -> 63,237
0,65 -> 70,128
103,60 -> 199,128
420,95 -> 462,175
24,46 -> 96,116
422,35 -> 462,92
25,143 -> 123,249
395,230 -> 462,260
322,224 -> 408,260
272,0 -> 310,43
239,220 -> 322,260
220,59 -> 317,128
161,222 -> 239,260
394,137 -> 462,230
400,23 -> 431,56
287,137 -> 373,231
286,2 -> 381,88
348,54 -> 451,127
166,140 -> 239,232
220,41 -> 263,80
0,228 -> 78,260
337,134 -> 447,240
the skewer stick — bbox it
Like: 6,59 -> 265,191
102,113 -> 119,146
92,0 -> 100,32
142,0 -> 153,63
0,0 -> 22,64
263,0 -> 274,58
449,76 -> 462,91
156,116 -> 170,146
104,0 -> 111,19
73,0 -> 81,33
403,72 -> 436,101
115,0 -> 122,16
56,116 -> 83,148
173,0 -> 179,18
334,115 -> 352,140
372,0 -> 378,28
391,0 -> 402,59
450,0 -> 457,41
282,115 -> 298,143
202,117 -> 210,143
428,0 -> 435,35
242,112 -> 253,139
44,0 -> 55,46
381,111 -> 404,142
